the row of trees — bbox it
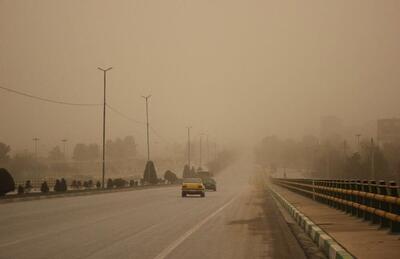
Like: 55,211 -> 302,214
255,135 -> 400,180
0,136 -> 138,179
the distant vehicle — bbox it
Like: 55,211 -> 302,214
203,178 -> 216,191
181,178 -> 205,197
197,170 -> 213,179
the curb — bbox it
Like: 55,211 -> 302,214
269,186 -> 355,259
0,184 -> 178,204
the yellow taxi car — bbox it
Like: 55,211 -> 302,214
182,178 -> 205,197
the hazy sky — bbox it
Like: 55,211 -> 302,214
1,0 -> 400,155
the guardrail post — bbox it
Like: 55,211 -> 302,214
369,180 -> 380,225
362,180 -> 371,221
350,180 -> 357,216
356,180 -> 363,218
388,181 -> 400,233
315,180 -> 320,202
344,180 -> 352,214
339,180 -> 346,212
327,180 -> 334,207
312,179 -> 316,201
331,179 -> 337,209
378,180 -> 390,228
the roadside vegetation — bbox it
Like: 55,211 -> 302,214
255,135 -> 400,180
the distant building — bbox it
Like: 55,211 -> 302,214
320,116 -> 342,143
377,118 -> 400,145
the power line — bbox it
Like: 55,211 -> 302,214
0,85 -> 101,106
106,104 -> 145,125
106,103 -> 174,145
150,125 -> 175,144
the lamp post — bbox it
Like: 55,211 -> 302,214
142,95 -> 151,161
32,137 -> 40,158
355,134 -> 361,153
186,127 -> 192,168
61,139 -> 68,158
371,138 -> 375,180
98,66 -> 112,189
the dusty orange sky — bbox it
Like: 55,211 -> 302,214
1,0 -> 400,156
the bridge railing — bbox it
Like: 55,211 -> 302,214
271,178 -> 400,233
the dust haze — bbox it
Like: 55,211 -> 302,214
1,0 -> 400,161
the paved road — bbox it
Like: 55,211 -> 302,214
0,165 -> 306,259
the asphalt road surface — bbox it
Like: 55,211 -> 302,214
0,164 -> 306,259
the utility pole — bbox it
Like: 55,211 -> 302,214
98,66 -> 112,189
199,134 -> 203,169
186,127 -> 192,168
355,134 -> 361,152
371,138 -> 375,180
206,135 -> 209,165
32,137 -> 40,158
214,142 -> 217,160
61,139 -> 68,159
142,95 -> 151,161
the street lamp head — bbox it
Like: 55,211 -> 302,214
97,67 -> 113,72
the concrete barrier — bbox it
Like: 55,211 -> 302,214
269,186 -> 354,259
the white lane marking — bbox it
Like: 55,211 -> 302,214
153,194 -> 240,259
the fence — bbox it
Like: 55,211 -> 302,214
271,178 -> 400,233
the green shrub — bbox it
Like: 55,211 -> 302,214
164,170 -> 178,183
17,185 -> 24,194
40,181 -> 49,193
143,161 -> 158,184
113,178 -> 127,188
107,178 -> 113,189
0,168 -> 15,196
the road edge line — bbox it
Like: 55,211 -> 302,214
153,194 -> 240,259
269,186 -> 355,259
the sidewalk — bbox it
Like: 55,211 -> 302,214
271,184 -> 400,259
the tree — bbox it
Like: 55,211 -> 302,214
190,166 -> 197,177
0,168 -> 15,196
143,161 -> 158,184
344,153 -> 364,179
72,143 -> 100,161
164,170 -> 178,183
9,151 -> 47,178
182,164 -> 190,178
48,146 -> 65,161
113,178 -> 127,188
25,180 -> 32,193
0,143 -> 11,163
17,185 -> 24,194
54,179 -> 61,192
60,178 -> 67,192
40,181 -> 49,193
107,178 -> 113,189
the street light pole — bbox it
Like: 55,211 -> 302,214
206,134 -> 209,165
199,134 -> 203,169
355,134 -> 361,152
61,139 -> 68,158
98,66 -> 112,189
142,95 -> 151,161
371,138 -> 375,180
186,127 -> 192,168
32,137 -> 40,158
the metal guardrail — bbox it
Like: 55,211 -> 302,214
271,178 -> 400,233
